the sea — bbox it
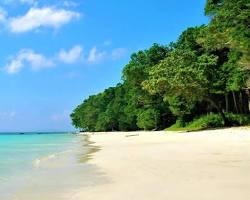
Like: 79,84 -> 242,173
0,132 -> 101,200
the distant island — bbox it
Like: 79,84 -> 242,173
71,0 -> 250,132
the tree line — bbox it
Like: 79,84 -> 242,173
71,0 -> 250,131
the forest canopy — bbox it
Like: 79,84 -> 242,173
71,0 -> 250,132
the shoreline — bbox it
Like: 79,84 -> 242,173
0,134 -> 102,200
78,125 -> 250,135
72,127 -> 250,200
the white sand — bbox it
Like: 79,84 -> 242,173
71,127 -> 250,200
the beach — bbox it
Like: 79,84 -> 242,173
72,127 -> 250,200
0,133 -> 101,200
1,128 -> 250,199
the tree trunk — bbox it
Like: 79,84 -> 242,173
204,97 -> 230,126
155,114 -> 158,130
239,91 -> 243,114
246,89 -> 250,113
232,91 -> 239,114
225,93 -> 229,112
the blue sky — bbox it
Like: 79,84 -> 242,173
0,0 -> 208,132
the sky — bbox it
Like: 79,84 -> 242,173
0,0 -> 208,132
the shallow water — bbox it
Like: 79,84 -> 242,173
0,133 -> 104,200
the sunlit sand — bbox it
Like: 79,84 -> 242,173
72,127 -> 250,200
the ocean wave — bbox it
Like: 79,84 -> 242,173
0,176 -> 8,182
33,150 -> 73,168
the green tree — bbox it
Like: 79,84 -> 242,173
143,48 -> 224,122
122,44 -> 171,129
205,0 -> 250,66
137,108 -> 160,130
71,2 -> 250,131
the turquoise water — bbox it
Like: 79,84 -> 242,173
0,133 -> 75,180
0,132 -> 96,200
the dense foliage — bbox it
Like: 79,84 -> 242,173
71,0 -> 250,131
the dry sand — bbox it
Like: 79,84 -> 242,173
71,127 -> 250,200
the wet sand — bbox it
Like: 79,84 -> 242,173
72,127 -> 250,200
2,135 -> 105,200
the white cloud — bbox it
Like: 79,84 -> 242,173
64,71 -> 80,79
4,49 -> 54,74
9,7 -> 80,33
3,0 -> 36,5
3,45 -> 127,74
103,40 -> 112,46
63,1 -> 78,7
111,48 -> 127,60
0,111 -> 16,120
3,0 -> 78,8
3,45 -> 83,74
87,47 -> 127,63
0,7 -> 7,23
19,0 -> 36,4
58,45 -> 83,64
87,47 -> 107,63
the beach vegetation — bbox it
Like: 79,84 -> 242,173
166,113 -> 250,132
71,0 -> 250,132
